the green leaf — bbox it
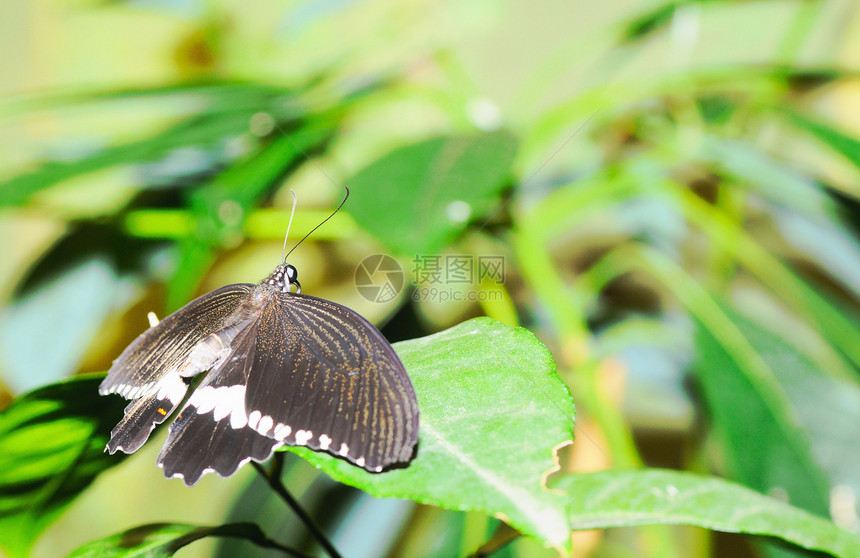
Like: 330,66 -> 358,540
783,109 -> 860,171
556,469 -> 860,558
288,317 -> 576,552
693,308 -> 832,517
719,307 -> 860,504
0,112 -> 252,208
0,375 -> 127,557
68,522 -> 296,558
346,131 -> 518,256
622,1 -> 678,41
0,83 -> 305,208
187,117 -> 339,246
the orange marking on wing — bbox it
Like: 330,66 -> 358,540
157,408 -> 167,416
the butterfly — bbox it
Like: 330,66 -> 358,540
99,191 -> 419,485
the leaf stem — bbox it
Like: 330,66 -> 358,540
252,454 -> 344,558
467,523 -> 520,557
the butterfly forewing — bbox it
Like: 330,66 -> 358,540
100,284 -> 255,397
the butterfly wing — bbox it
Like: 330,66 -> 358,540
157,322 -> 280,485
101,283 -> 254,454
243,292 -> 419,471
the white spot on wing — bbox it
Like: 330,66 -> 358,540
248,410 -> 262,429
212,385 -> 245,422
356,457 -> 365,467
186,385 -> 247,428
318,435 -> 332,450
190,386 -> 216,414
273,423 -> 291,441
155,374 -> 187,405
295,430 -> 313,446
258,415 -> 273,436
338,443 -> 350,455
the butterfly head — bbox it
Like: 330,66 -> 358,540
263,264 -> 301,294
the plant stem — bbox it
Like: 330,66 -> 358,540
252,454 -> 344,558
467,523 -> 519,557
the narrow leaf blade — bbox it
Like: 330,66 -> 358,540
68,522 -> 291,558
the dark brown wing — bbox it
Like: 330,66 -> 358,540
243,292 -> 419,471
156,322 -> 280,486
100,283 -> 254,454
100,284 -> 255,396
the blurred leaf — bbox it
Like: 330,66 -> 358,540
388,507 -> 476,558
347,131 -> 518,256
167,116 -> 339,310
0,257 -> 119,392
168,240 -> 217,314
188,118 -> 338,246
669,182 -> 860,373
0,82 -> 312,208
0,82 -> 294,121
694,306 -> 831,516
623,1 -> 679,41
619,241 -> 834,517
698,136 -> 833,216
68,522 -> 296,558
728,308 -> 860,507
0,112 -> 253,208
770,206 -> 860,303
696,95 -> 737,125
783,109 -> 860,171
288,317 -> 576,552
0,375 -> 126,557
556,469 -> 860,558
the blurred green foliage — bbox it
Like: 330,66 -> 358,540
2,0 -> 860,557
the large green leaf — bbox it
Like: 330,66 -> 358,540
556,469 -> 860,558
0,375 -> 126,557
727,309 -> 860,502
346,131 -> 518,256
693,308 -> 831,518
68,522 -> 296,558
289,317 -> 575,552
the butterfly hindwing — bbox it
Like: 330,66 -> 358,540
242,292 -> 419,471
157,322 -> 280,485
101,284 -> 254,454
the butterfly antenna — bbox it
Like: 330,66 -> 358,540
284,186 -> 350,261
281,190 -> 299,263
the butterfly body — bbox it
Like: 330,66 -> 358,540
100,264 -> 419,485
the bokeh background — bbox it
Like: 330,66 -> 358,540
2,0 -> 860,557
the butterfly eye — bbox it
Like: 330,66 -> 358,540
285,265 -> 301,294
